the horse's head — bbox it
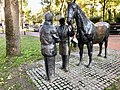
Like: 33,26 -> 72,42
67,1 -> 78,25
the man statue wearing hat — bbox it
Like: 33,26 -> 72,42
40,12 -> 59,81
57,17 -> 74,72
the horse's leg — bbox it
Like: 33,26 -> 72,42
77,43 -> 84,66
87,41 -> 93,68
97,42 -> 103,56
104,39 -> 108,58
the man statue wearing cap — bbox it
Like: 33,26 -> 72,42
57,17 -> 74,72
40,12 -> 59,81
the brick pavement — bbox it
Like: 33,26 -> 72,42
1,32 -> 119,89
26,48 -> 120,90
108,35 -> 120,50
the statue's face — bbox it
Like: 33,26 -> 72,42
59,18 -> 65,25
67,2 -> 77,25
45,12 -> 53,21
59,21 -> 65,25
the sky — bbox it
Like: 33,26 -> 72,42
28,0 -> 42,14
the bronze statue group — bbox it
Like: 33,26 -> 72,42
40,0 -> 110,82
40,12 -> 74,82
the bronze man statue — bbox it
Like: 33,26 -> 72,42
57,17 -> 74,72
40,12 -> 59,81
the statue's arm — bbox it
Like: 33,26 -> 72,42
67,25 -> 75,37
51,26 -> 60,43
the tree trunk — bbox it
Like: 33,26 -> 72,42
20,0 -> 24,29
113,9 -> 116,22
60,0 -> 64,16
103,0 -> 106,21
5,0 -> 21,56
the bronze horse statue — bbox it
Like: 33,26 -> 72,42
67,1 -> 110,67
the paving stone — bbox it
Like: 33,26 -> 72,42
26,49 -> 120,90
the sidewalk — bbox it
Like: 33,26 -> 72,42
20,31 -> 40,37
0,31 -> 40,37
108,35 -> 120,50
26,48 -> 120,90
0,33 -> 5,37
1,32 -> 120,50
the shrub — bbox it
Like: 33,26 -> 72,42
115,12 -> 120,23
104,19 -> 111,23
90,16 -> 102,23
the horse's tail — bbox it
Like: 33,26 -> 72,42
105,22 -> 110,38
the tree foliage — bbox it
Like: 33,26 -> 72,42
19,0 -> 120,24
90,16 -> 102,23
99,0 -> 120,21
115,12 -> 120,22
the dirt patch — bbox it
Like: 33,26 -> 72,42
0,64 -> 37,90
105,79 -> 120,90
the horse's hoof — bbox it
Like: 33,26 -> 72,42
97,54 -> 101,57
86,65 -> 90,68
85,64 -> 91,68
64,69 -> 69,72
76,63 -> 82,66
104,56 -> 107,58
44,76 -> 50,81
76,63 -> 79,66
60,67 -> 64,69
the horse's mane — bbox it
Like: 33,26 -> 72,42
76,4 -> 90,24
69,2 -> 96,34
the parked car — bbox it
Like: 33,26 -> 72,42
33,25 -> 39,32
24,23 -> 29,29
33,24 -> 43,32
110,22 -> 120,34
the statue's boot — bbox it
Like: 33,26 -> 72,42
62,55 -> 69,72
61,55 -> 65,69
44,57 -> 55,82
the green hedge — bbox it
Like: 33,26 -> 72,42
115,12 -> 120,23
90,16 -> 102,23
